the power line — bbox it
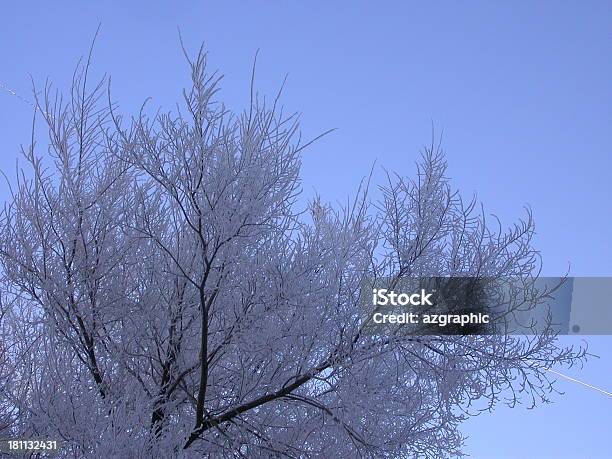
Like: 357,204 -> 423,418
0,80 -> 37,109
545,367 -> 612,398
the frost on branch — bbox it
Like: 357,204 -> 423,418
0,48 -> 586,458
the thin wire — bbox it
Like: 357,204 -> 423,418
0,80 -> 37,110
545,367 -> 612,397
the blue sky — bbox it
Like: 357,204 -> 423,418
1,2 -> 610,457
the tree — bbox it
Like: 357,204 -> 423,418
0,46 -> 586,458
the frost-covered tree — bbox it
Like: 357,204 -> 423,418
0,47 -> 586,458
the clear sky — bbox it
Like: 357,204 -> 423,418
1,2 -> 610,457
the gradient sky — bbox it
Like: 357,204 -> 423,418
1,2 -> 610,457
